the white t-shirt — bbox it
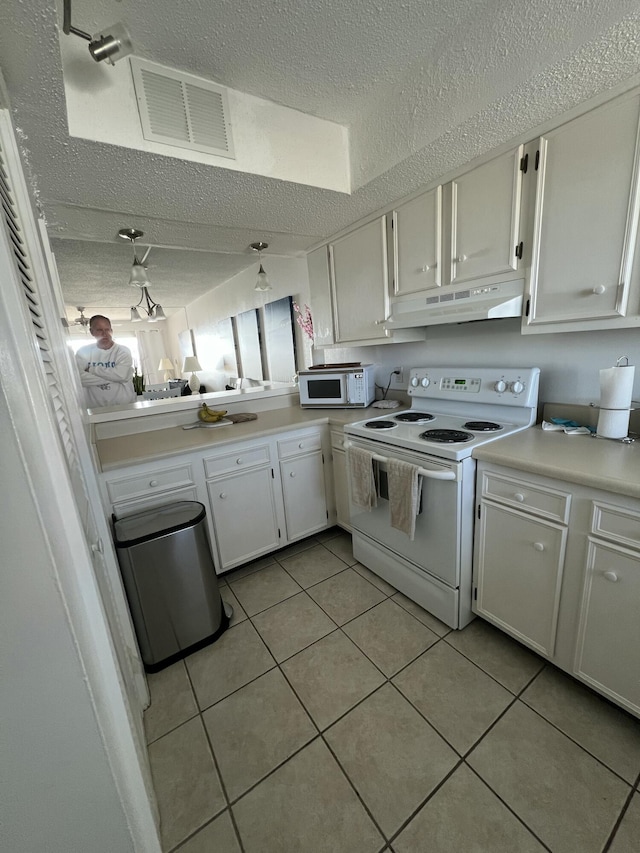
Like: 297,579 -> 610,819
75,342 -> 136,408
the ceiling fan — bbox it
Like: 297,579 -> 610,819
67,306 -> 91,332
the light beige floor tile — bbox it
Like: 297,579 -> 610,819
352,561 -> 397,595
322,531 -> 357,565
391,591 -> 452,636
281,630 -> 385,730
325,684 -> 457,837
251,591 -> 336,662
315,526 -> 343,543
144,660 -> 198,744
228,562 -> 301,616
394,641 -> 513,754
185,620 -> 275,710
467,701 -> 630,853
279,543 -> 348,588
274,536 -> 320,560
522,666 -> 640,783
393,763 -> 546,853
232,738 -> 383,853
343,598 -> 438,677
307,567 -> 386,625
219,584 -> 247,627
608,792 -> 640,853
445,617 -> 544,693
203,669 -> 317,801
148,716 -> 225,852
176,811 -> 240,853
221,554 -> 276,583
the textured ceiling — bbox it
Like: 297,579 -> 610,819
1,0 -> 640,327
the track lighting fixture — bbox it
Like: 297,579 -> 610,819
250,241 -> 272,291
62,0 -> 133,65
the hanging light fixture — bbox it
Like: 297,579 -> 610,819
118,228 -> 167,322
250,241 -> 272,291
62,0 -> 133,65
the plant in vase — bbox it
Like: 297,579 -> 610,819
132,366 -> 145,395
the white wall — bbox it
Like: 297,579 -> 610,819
166,256 -> 312,391
0,403 -> 134,853
320,319 -> 640,410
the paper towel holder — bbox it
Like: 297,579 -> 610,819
616,355 -> 630,367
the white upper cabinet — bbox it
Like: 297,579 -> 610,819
306,245 -> 334,348
391,147 -> 524,299
329,216 -> 390,344
525,91 -> 640,331
392,186 -> 442,296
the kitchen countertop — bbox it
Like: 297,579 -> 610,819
472,425 -> 640,499
95,405 -> 395,472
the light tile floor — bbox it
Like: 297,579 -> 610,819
144,529 -> 640,853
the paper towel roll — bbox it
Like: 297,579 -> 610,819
597,408 -> 631,439
599,365 -> 635,409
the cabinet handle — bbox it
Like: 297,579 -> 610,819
592,285 -> 606,295
236,458 -> 243,465
421,263 -> 437,272
533,542 -> 545,551
514,493 -> 525,502
455,254 -> 467,263
149,479 -> 159,487
603,571 -> 618,582
219,492 -> 227,499
298,442 -> 304,449
289,471 -> 296,478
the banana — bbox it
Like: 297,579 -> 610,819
197,403 -> 227,423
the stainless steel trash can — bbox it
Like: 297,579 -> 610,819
113,501 -> 229,672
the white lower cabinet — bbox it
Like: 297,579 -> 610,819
103,458 -> 200,519
474,462 -> 640,717
330,428 -> 350,531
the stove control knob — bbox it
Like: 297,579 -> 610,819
410,376 -> 420,387
494,380 -> 507,393
421,377 -> 430,388
510,380 -> 525,394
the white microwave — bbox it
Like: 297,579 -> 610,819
298,364 -> 376,408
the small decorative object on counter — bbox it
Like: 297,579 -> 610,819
293,302 -> 314,341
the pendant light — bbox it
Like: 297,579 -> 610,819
118,227 -> 167,322
250,241 -> 272,291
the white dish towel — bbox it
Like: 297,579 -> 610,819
347,447 -> 377,510
388,458 -> 421,540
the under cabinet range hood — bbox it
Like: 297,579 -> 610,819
384,280 -> 525,329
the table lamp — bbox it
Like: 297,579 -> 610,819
183,356 -> 202,392
158,357 -> 174,382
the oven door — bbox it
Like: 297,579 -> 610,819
346,437 -> 470,588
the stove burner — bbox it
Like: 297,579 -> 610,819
463,420 -> 503,432
394,411 -> 435,423
364,420 -> 397,430
419,428 -> 474,444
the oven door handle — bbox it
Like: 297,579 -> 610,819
344,442 -> 456,481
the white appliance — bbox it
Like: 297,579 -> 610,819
344,366 -> 540,628
298,364 -> 376,408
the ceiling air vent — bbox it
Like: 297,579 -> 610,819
130,58 -> 234,159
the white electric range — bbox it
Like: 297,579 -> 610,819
344,366 -> 540,628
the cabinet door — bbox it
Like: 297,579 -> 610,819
449,148 -> 523,286
475,501 -> 567,657
307,245 -> 334,347
329,217 -> 389,343
207,467 -> 280,570
574,538 -> 640,714
393,187 -> 442,296
527,93 -> 640,326
280,451 -> 328,541
332,448 -> 351,531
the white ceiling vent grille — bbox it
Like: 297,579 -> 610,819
131,58 -> 234,159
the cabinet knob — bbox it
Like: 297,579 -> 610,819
298,442 -> 304,449
219,492 -> 227,499
91,539 -> 103,554
533,542 -> 545,551
592,285 -> 606,295
421,263 -> 436,272
455,254 -> 467,263
603,570 -> 618,582
149,479 -> 159,487
514,493 -> 525,502
289,471 -> 296,478
236,458 -> 243,465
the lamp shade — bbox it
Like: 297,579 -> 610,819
158,357 -> 174,382
129,263 -> 149,286
182,356 -> 202,373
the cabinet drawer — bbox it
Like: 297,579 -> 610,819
203,443 -> 271,478
591,501 -> 640,549
330,429 -> 346,451
106,463 -> 194,503
481,471 -> 571,523
278,430 -> 322,459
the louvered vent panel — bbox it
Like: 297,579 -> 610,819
0,137 -> 79,469
131,58 -> 235,159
